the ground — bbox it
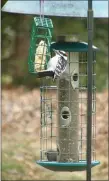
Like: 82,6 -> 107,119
1,87 -> 108,180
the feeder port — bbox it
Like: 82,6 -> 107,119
61,106 -> 71,127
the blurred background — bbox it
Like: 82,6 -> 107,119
1,0 -> 108,180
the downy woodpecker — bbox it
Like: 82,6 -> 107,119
37,49 -> 68,79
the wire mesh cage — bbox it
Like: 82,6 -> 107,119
37,41 -> 100,171
28,17 -> 53,74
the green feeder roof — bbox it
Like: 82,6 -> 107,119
50,41 -> 98,52
34,17 -> 53,29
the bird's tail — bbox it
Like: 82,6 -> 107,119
37,70 -> 54,78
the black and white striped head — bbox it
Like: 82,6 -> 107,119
53,49 -> 67,58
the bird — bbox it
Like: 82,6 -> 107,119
37,49 -> 68,79
34,40 -> 47,72
45,148 -> 59,161
48,50 -> 68,80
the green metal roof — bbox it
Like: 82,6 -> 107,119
34,17 -> 53,29
50,41 -> 98,52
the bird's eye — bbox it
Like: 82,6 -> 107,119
59,51 -> 67,56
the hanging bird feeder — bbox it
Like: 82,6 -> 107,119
2,0 -> 107,179
36,35 -> 100,171
28,16 -> 53,76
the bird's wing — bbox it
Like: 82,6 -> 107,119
54,56 -> 68,78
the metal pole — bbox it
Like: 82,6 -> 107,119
87,0 -> 93,181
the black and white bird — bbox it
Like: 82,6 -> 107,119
37,50 -> 68,80
47,50 -> 68,80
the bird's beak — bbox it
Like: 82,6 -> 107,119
66,52 -> 68,56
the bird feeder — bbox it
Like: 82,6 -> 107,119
28,17 -> 53,76
37,37 -> 100,172
2,0 -> 107,179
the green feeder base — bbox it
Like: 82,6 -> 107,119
36,160 -> 100,172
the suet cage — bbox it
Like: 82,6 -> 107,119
28,17 -> 53,75
36,39 -> 100,172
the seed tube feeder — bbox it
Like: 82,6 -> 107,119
37,37 -> 100,171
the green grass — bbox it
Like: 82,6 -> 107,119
2,156 -> 25,180
2,133 -> 84,180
